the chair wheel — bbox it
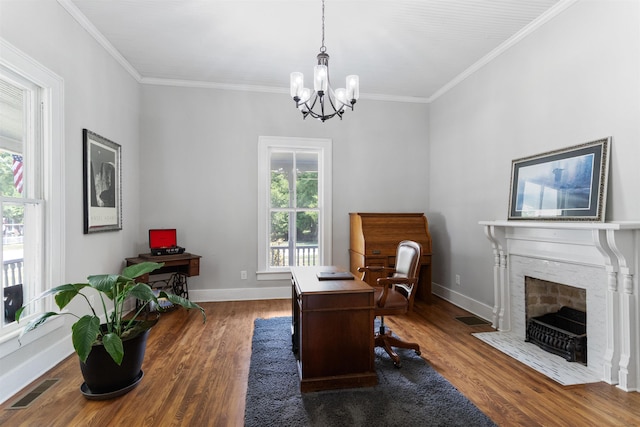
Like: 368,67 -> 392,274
415,350 -> 421,356
394,361 -> 402,368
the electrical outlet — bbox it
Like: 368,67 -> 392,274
241,270 -> 248,280
455,274 -> 461,286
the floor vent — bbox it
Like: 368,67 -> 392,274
455,316 -> 490,326
8,379 -> 59,410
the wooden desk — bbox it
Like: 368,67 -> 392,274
125,253 -> 201,299
291,266 -> 377,392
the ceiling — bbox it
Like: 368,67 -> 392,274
65,0 -> 567,102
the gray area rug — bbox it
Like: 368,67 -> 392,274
244,317 -> 496,427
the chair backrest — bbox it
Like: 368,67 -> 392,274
391,240 -> 421,310
392,240 -> 421,280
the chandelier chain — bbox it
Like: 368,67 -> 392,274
320,0 -> 326,53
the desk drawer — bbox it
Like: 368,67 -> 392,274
302,291 -> 373,311
188,258 -> 200,276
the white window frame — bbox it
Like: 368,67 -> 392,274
257,136 -> 332,281
0,38 -> 65,356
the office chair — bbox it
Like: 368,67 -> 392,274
358,240 -> 422,368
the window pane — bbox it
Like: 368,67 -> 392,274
0,151 -> 24,197
0,79 -> 24,146
296,152 -> 318,209
269,211 -> 289,267
296,211 -> 318,266
3,203 -> 24,323
270,152 -> 292,208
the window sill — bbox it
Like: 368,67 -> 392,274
256,270 -> 291,281
0,316 -> 65,360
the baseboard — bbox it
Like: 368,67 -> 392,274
189,284 -> 494,322
431,282 -> 494,322
0,333 -> 74,405
188,286 -> 291,303
189,283 -> 494,324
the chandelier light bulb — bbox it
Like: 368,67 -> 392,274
335,88 -> 347,108
300,88 -> 312,103
290,72 -> 304,98
346,75 -> 359,101
313,65 -> 328,92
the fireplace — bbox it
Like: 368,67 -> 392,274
526,306 -> 587,364
480,220 -> 640,392
524,277 -> 587,364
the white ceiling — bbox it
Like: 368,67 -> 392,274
65,0 -> 569,102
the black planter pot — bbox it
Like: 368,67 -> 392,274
79,326 -> 151,396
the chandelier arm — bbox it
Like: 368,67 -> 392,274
324,92 -> 342,114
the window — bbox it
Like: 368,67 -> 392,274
0,39 -> 64,348
258,137 -> 332,280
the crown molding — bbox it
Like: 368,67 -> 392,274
58,0 -> 576,105
428,0 -> 579,103
141,77 -> 429,103
56,0 -> 142,82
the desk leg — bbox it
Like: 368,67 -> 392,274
291,277 -> 299,355
171,273 -> 189,300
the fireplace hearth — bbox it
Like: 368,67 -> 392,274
526,306 -> 587,364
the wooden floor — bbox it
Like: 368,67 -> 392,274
2,297 -> 640,426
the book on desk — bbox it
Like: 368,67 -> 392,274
316,271 -> 354,281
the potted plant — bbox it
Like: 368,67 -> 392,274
16,261 -> 206,398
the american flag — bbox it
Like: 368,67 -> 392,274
12,155 -> 23,193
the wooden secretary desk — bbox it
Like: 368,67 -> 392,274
349,212 -> 433,304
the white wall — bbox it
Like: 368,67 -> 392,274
139,85 -> 430,299
0,0 -> 142,403
428,0 -> 640,314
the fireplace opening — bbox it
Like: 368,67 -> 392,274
524,277 -> 587,365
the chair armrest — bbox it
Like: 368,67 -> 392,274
357,266 -> 395,283
357,266 -> 394,273
376,277 -> 418,306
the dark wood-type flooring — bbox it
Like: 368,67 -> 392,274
2,297 -> 640,426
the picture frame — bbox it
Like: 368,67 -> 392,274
83,129 -> 122,233
508,137 -> 610,221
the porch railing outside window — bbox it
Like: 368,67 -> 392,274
270,245 -> 319,267
3,258 -> 23,288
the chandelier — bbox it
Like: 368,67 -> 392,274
289,0 -> 359,122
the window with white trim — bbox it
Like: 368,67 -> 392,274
0,40 -> 64,345
257,137 -> 332,279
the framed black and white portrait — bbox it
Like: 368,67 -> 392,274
83,129 -> 122,233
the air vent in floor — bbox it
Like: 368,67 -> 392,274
8,379 -> 59,409
455,316 -> 490,326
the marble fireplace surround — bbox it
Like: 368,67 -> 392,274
479,220 -> 640,392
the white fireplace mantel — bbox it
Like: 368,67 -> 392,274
479,220 -> 640,392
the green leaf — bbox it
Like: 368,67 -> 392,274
128,282 -> 156,302
122,262 -> 164,280
72,315 -> 101,363
15,306 -> 26,322
53,283 -> 89,309
18,283 -> 89,314
87,274 -> 120,299
161,292 -> 207,322
18,312 -> 61,337
102,333 -> 124,365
